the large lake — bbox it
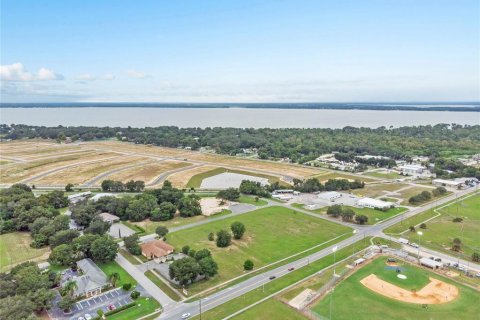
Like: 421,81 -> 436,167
1,107 -> 479,128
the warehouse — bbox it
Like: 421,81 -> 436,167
318,191 -> 342,201
357,197 -> 393,210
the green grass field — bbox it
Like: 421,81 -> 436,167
186,167 -> 283,188
311,257 -> 480,320
106,297 -> 161,320
400,193 -> 480,260
364,171 -> 403,180
344,206 -> 408,225
167,206 -> 351,293
98,260 -> 137,287
238,195 -> 268,206
0,232 -> 50,272
145,270 -> 183,301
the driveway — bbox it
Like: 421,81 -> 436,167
109,222 -> 136,238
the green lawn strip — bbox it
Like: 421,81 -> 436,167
186,167 -> 282,188
187,232 -> 353,301
232,298 -> 306,320
122,221 -> 147,236
311,256 -> 480,320
0,232 -> 50,272
344,206 -> 408,225
191,238 -> 372,320
145,270 -> 183,302
167,206 -> 351,295
238,195 -> 267,206
98,260 -> 137,286
106,297 -> 161,320
119,249 -> 146,265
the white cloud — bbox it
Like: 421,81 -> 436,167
0,63 -> 63,81
75,73 -> 96,81
126,69 -> 149,79
101,74 -> 115,80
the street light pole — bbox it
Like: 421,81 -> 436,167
417,231 -> 423,263
199,298 -> 202,320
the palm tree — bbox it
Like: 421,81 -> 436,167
64,280 -> 78,297
108,272 -> 120,287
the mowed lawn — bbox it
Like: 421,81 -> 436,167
0,232 -> 50,272
97,260 -> 137,287
167,206 -> 351,291
401,194 -> 480,260
312,257 -> 480,320
345,206 -> 408,225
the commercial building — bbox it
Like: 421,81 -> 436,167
357,197 -> 393,210
399,164 -> 425,176
318,191 -> 342,201
141,240 -> 175,262
432,179 -> 463,188
71,258 -> 108,297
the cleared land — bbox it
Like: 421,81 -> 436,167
351,183 -> 408,198
103,160 -> 191,185
311,257 -> 480,320
187,167 -> 282,189
32,156 -> 150,185
167,206 -> 351,293
0,232 -> 50,272
311,172 -> 378,183
399,194 -> 480,260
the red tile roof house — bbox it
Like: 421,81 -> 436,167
140,240 -> 175,262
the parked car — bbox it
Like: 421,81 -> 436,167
475,272 -> 480,278
108,304 -> 116,311
181,313 -> 191,319
429,256 -> 435,260
84,314 -> 92,320
78,317 -> 85,320
434,258 -> 442,262
288,267 -> 295,271
269,275 -> 277,280
409,243 -> 419,248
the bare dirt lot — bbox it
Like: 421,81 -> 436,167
360,274 -> 458,304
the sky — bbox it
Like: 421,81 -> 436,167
1,0 -> 479,103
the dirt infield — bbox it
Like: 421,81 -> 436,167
360,274 -> 458,304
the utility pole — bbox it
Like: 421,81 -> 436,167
199,298 -> 202,320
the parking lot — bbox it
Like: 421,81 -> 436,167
49,286 -> 146,320
287,192 -> 360,210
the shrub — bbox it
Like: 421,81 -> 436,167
419,223 -> 427,229
355,214 -> 368,225
130,290 -> 140,299
182,245 -> 190,254
409,226 -> 415,232
472,252 -> 480,262
244,259 -> 254,270
208,232 -> 215,241
216,229 -> 232,248
453,217 -> 463,223
122,283 -> 132,291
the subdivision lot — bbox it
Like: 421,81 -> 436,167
167,206 -> 351,293
0,232 -> 50,272
32,155 -> 150,185
311,256 -> 480,320
399,194 -> 480,260
103,160 -> 191,185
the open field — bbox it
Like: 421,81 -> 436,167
0,151 -> 117,183
310,171 -> 378,183
343,206 -> 408,225
364,170 -> 403,180
311,256 -> 480,320
351,183 -> 408,198
398,186 -> 436,205
167,206 -> 351,293
104,160 -> 191,185
399,193 -> 480,260
32,155 -> 150,185
0,232 -> 51,272
186,167 -> 283,188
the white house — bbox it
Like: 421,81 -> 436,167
399,164 -> 425,176
318,191 -> 342,201
357,197 -> 393,210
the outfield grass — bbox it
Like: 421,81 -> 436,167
399,194 -> 480,260
238,195 -> 268,206
145,270 -> 183,302
97,260 -> 137,287
186,167 -> 283,188
311,256 -> 480,320
0,232 -> 50,272
106,297 -> 161,320
191,238 -> 372,320
167,206 -> 351,293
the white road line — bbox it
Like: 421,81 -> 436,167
76,302 -> 83,310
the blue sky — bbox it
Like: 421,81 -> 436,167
1,0 -> 479,102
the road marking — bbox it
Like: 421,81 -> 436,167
85,300 -> 91,306
76,302 -> 83,310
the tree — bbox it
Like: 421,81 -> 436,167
72,233 -> 100,258
124,234 -> 141,255
341,208 -> 355,221
327,205 -> 342,218
49,229 -> 80,248
217,188 -> 240,201
419,223 -> 427,229
409,226 -> 416,232
65,183 -> 74,192
355,214 -> 368,225
451,238 -> 462,252
169,257 -> 202,286
58,295 -> 75,312
151,202 -> 177,221
155,226 -> 169,238
123,283 -> 132,291
243,259 -> 254,270
130,290 -> 141,299
126,196 -> 158,221
49,244 -> 75,266
208,232 -> 215,241
125,180 -> 137,192
0,295 -> 36,320
472,252 -> 480,262
182,245 -> 190,254
198,257 -> 218,279
230,221 -> 246,239
27,287 -> 56,312
216,229 -> 232,247
71,203 -> 97,227
85,217 -> 110,235
40,190 -> 69,209
90,236 -> 118,262
63,280 -> 78,297
194,249 -> 211,261
178,194 -> 202,217
108,272 -> 120,287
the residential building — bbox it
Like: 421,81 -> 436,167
141,240 -> 175,262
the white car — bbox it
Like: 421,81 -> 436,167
181,313 -> 191,319
409,242 -> 419,248
77,317 -> 85,320
84,314 -> 93,320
